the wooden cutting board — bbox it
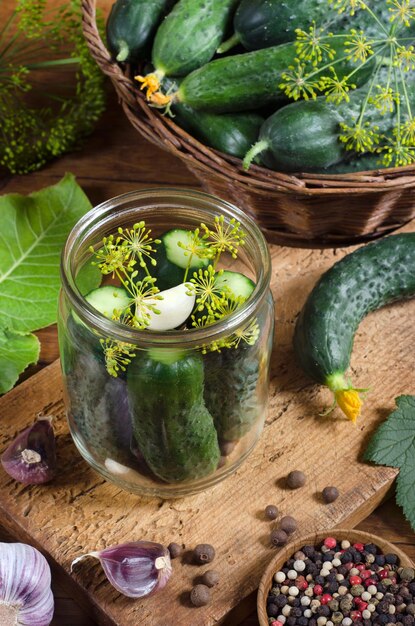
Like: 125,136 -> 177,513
1,224 -> 414,626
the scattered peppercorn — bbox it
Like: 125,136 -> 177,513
265,505 -> 279,520
271,529 -> 288,547
167,542 -> 183,559
193,544 -> 215,564
201,570 -> 220,588
280,516 -> 297,535
286,470 -> 306,489
190,584 -> 211,607
322,486 -> 340,503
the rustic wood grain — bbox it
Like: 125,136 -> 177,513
1,220 -> 414,625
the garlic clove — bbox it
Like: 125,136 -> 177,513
0,542 -> 54,626
71,541 -> 172,598
146,283 -> 195,331
1,418 -> 57,485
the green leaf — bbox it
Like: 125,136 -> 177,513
0,173 -> 100,333
0,326 -> 40,394
364,395 -> 415,531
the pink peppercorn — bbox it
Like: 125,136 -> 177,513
379,569 -> 389,579
355,600 -> 368,611
351,611 -> 362,621
271,621 -> 284,626
324,537 -> 337,549
345,562 -> 354,571
356,564 -> 365,571
364,578 -> 376,587
296,577 -> 308,591
314,584 -> 323,596
321,594 -> 333,605
353,543 -> 365,552
350,575 -> 362,585
360,570 -> 372,579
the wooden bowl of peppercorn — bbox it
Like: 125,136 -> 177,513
258,530 -> 414,626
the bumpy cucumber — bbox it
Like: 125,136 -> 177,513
173,39 -> 372,113
244,85 -> 415,172
151,0 -> 238,77
204,343 -> 260,442
127,350 -> 220,482
322,154 -> 390,174
293,233 -> 415,401
106,0 -> 171,63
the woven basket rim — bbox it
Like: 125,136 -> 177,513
81,0 -> 415,198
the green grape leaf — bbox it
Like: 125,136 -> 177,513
0,326 -> 40,394
364,395 -> 415,531
0,173 -> 100,333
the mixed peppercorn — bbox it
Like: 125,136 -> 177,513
266,537 -> 415,626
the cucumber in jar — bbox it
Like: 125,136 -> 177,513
127,349 -> 220,482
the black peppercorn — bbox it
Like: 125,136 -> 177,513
292,607 -> 302,617
286,470 -> 306,489
168,542 -> 183,559
267,603 -> 279,618
274,594 -> 288,608
193,544 -> 215,564
322,486 -> 340,503
376,555 -> 387,566
318,605 -> 331,617
286,617 -> 297,626
365,543 -> 378,555
201,570 -> 220,588
386,554 -> 399,565
341,552 -> 353,563
303,545 -> 315,558
298,618 -> 309,626
265,504 -> 279,520
190,584 -> 211,607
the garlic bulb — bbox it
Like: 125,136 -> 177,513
0,542 -> 54,626
71,541 -> 172,598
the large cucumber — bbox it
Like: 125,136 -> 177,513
293,234 -> 415,420
106,0 -> 171,63
218,0 -> 402,53
243,85 -> 415,172
171,39 -> 372,113
127,350 -> 220,482
152,0 -> 238,77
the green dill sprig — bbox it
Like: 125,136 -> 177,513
0,0 -> 106,174
280,0 -> 415,167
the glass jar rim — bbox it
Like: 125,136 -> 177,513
60,187 -> 272,349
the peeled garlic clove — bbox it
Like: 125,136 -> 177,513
71,541 -> 172,598
1,418 -> 57,485
146,283 -> 195,331
0,542 -> 54,626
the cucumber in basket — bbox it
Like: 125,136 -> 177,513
243,84 -> 415,172
127,349 -> 220,482
293,233 -> 415,422
136,0 -> 238,99
164,39 -> 373,114
106,0 -> 171,63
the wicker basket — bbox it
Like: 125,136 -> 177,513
257,529 -> 414,626
81,0 -> 415,245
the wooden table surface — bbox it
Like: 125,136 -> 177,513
0,60 -> 414,626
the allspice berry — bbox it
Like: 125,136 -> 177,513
322,486 -> 339,503
168,542 -> 183,559
280,515 -> 297,535
265,505 -> 279,520
190,584 -> 211,607
270,528 -> 288,547
194,543 -> 215,564
286,470 -> 306,489
201,570 -> 220,588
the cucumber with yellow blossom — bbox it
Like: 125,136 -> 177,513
151,38 -> 373,113
136,0 -> 238,102
293,234 -> 415,423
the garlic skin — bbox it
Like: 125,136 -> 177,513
1,418 -> 57,485
71,541 -> 172,598
0,542 -> 54,626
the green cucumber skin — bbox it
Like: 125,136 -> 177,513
204,344 -> 260,442
127,352 -> 220,482
172,105 -> 263,158
152,0 -> 238,77
256,85 -> 415,172
293,233 -> 415,385
106,0 -> 170,63
176,39 -> 372,113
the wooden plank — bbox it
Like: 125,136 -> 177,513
1,223 -> 414,626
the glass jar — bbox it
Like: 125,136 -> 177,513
58,188 -> 274,497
